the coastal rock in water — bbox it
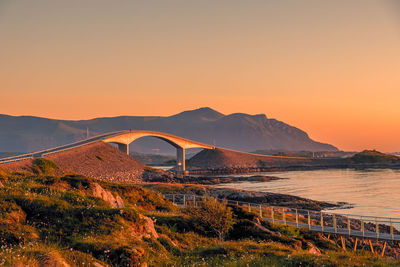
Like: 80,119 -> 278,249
91,183 -> 125,208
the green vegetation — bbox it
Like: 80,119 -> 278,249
0,167 -> 400,266
351,150 -> 400,164
31,158 -> 59,175
186,197 -> 235,241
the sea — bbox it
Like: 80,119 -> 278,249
213,169 -> 400,219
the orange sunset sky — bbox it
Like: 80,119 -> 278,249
1,1 -> 400,152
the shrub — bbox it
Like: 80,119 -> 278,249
31,158 -> 59,175
0,167 -> 8,179
187,198 -> 235,241
60,175 -> 92,189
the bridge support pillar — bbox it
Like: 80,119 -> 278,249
117,143 -> 129,155
176,147 -> 186,178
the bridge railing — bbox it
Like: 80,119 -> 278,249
0,130 -> 130,164
163,193 -> 400,241
0,156 -> 34,164
41,139 -> 103,157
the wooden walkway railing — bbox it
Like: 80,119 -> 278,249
163,194 -> 400,242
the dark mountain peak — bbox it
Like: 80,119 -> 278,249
223,112 -> 267,119
219,112 -> 268,124
170,107 -> 224,121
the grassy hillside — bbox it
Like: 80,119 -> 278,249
0,163 -> 399,266
351,150 -> 400,164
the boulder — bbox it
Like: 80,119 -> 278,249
91,183 -> 125,208
138,214 -> 159,239
307,242 -> 321,255
116,195 -> 125,209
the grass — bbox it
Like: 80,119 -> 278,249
1,167 -> 400,266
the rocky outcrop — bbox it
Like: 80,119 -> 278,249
307,242 -> 322,255
207,187 -> 339,210
91,183 -> 125,208
138,214 -> 159,239
188,148 -> 312,170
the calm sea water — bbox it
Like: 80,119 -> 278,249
214,169 -> 400,219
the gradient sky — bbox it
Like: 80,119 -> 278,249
1,0 -> 400,152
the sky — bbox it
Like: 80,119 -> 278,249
1,0 -> 400,152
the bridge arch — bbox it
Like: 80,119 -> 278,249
102,131 -> 214,174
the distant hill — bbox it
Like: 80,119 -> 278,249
0,107 -> 338,153
350,150 -> 400,164
188,148 -> 312,170
252,150 -> 355,158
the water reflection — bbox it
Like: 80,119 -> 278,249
214,169 -> 400,218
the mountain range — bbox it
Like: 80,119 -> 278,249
0,107 -> 337,154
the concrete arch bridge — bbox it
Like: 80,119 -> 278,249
102,131 -> 215,173
0,130 -> 215,174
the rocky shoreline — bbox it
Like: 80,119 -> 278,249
143,172 -> 285,185
142,170 -> 349,211
188,163 -> 400,175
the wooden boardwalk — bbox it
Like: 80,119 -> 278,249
265,217 -> 400,241
164,194 -> 400,242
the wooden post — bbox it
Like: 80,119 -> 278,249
369,239 -> 374,254
376,218 -> 379,239
172,194 -> 175,204
390,219 -> 394,240
283,210 -> 286,225
333,214 -> 337,233
320,212 -> 324,232
308,210 -> 311,230
341,236 -> 346,250
259,205 -> 262,217
295,209 -> 299,228
354,238 -> 358,252
248,203 -> 251,212
194,195 -> 196,207
361,219 -> 364,238
347,218 -> 351,236
183,195 -> 186,207
271,208 -> 275,224
236,201 -> 239,206
382,241 -> 387,257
